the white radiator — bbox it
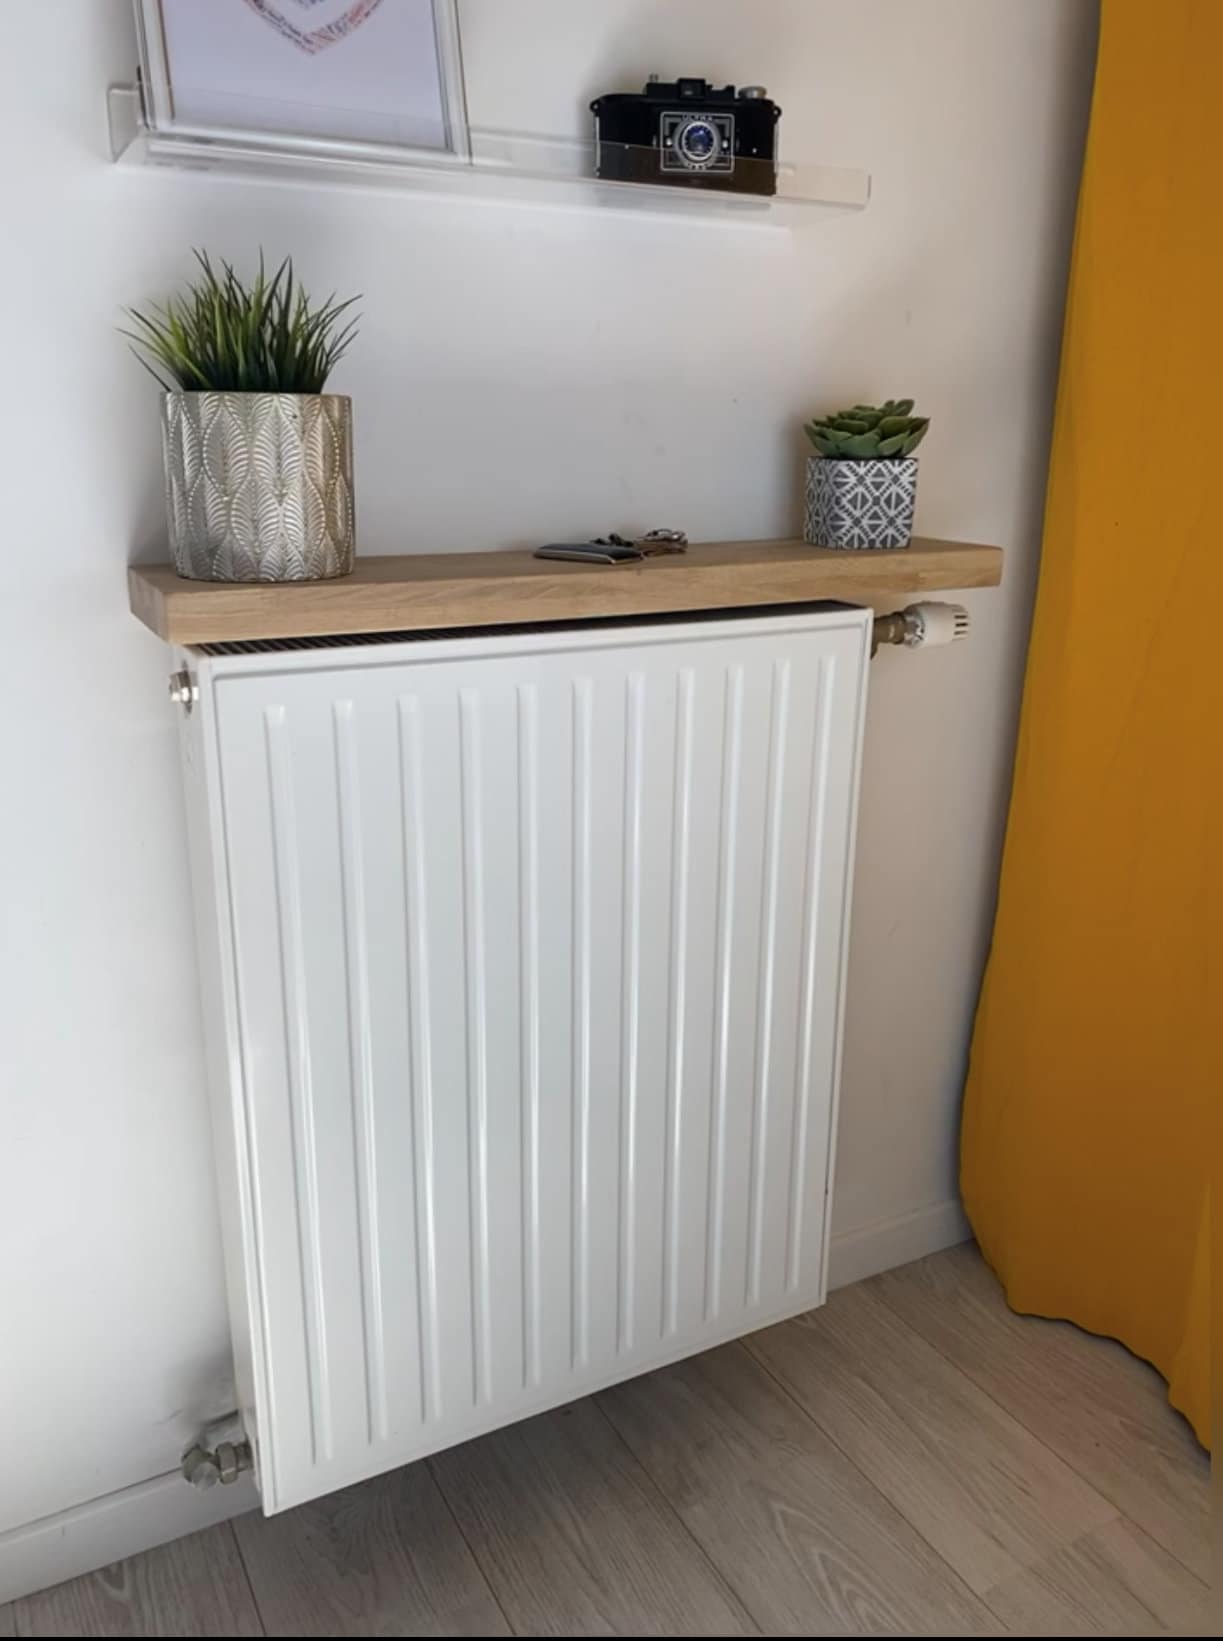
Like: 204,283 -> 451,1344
178,604 -> 871,1512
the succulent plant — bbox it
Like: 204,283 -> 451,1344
804,398 -> 929,460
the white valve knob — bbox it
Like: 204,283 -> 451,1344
902,602 -> 969,648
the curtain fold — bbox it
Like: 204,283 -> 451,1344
960,0 -> 1219,1448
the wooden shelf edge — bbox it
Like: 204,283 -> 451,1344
129,537 -> 1003,646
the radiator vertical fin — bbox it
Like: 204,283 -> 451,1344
571,678 -> 594,1371
459,690 -> 493,1406
787,656 -> 836,1293
517,686 -> 542,1390
332,700 -> 386,1443
618,673 -> 646,1355
263,705 -> 331,1464
746,660 -> 790,1307
661,667 -> 695,1341
398,697 -> 441,1424
705,665 -> 744,1323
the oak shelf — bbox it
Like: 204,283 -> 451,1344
129,537 -> 1003,648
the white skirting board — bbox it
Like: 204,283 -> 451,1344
0,1469 -> 258,1606
0,1199 -> 970,1606
826,1198 -> 973,1291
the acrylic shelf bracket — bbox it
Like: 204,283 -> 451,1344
107,86 -> 870,224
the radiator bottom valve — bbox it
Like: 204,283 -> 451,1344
181,1436 -> 253,1490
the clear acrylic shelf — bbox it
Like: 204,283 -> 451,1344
107,87 -> 870,224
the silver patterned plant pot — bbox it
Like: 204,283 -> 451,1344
803,455 -> 918,549
161,392 -> 355,581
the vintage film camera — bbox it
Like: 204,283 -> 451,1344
591,75 -> 782,197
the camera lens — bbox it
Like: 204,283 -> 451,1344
678,118 -> 717,164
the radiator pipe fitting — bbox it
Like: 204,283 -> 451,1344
181,1437 -> 253,1490
871,601 -> 970,657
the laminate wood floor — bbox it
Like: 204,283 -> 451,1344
6,1244 -> 1209,1637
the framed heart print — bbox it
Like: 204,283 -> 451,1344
133,0 -> 469,158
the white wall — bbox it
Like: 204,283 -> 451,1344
0,0 -> 1096,1549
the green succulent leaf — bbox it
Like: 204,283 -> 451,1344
840,431 -> 883,457
877,433 -> 909,456
890,397 -> 915,416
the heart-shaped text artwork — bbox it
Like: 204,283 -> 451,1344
241,0 -> 386,55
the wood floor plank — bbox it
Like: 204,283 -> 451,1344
747,1282 -> 1118,1595
428,1396 -> 755,1637
982,1516 -> 1208,1635
13,1250 -> 1203,1637
12,1523 -> 261,1638
871,1242 -> 1211,1579
597,1339 -> 1001,1635
233,1461 -> 507,1637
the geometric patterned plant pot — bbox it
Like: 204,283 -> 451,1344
161,392 -> 355,581
803,455 -> 917,549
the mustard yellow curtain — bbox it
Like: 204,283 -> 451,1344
961,0 -> 1219,1449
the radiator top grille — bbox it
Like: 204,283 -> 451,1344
194,601 -> 853,658
198,628 -> 449,657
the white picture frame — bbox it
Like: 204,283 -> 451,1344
133,0 -> 469,161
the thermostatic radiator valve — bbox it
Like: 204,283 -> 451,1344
872,601 -> 970,656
